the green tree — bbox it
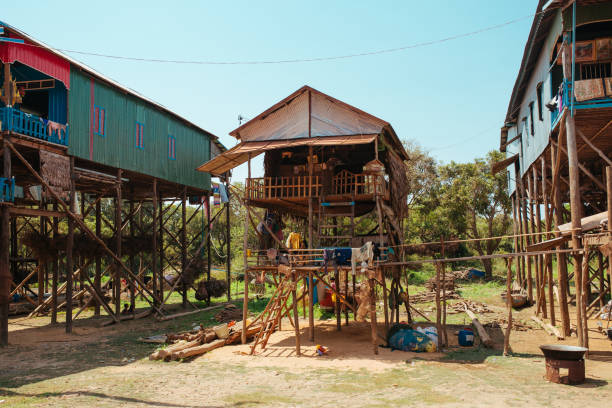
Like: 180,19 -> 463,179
437,151 -> 512,279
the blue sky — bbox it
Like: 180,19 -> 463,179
2,0 -> 536,181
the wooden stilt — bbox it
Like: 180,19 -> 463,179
308,270 -> 314,342
65,157 -> 75,333
114,169 -> 122,318
335,263 -> 341,331
0,134 -> 12,346
565,113 -> 584,346
181,188 -> 188,309
129,199 -> 136,315
292,271 -> 301,356
381,268 -> 389,331
158,193 -> 164,307
51,204 -> 59,324
152,179 -> 158,307
581,251 -> 589,350
528,174 -> 540,312
94,199 -> 101,316
552,142 -> 571,336
435,262 -> 442,350
206,193 -> 211,304
369,277 -> 378,355
504,258 -> 513,356
242,154 -> 251,345
225,181 -> 231,301
541,158 -> 555,326
344,268 -> 349,325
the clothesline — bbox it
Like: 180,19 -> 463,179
386,230 -> 577,249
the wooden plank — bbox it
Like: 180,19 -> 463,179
9,207 -> 69,219
558,211 -> 608,236
526,235 -> 571,252
464,306 -> 493,348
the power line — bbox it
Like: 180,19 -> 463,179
42,13 -> 535,65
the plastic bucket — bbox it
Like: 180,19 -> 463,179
458,328 -> 474,347
213,323 -> 229,339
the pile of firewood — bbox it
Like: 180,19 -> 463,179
487,318 -> 532,332
410,290 -> 460,304
148,322 -> 261,361
425,276 -> 455,291
448,300 -> 492,315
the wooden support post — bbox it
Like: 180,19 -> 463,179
435,262 -> 442,350
37,210 -> 44,306
181,188 -> 188,309
65,157 -> 75,333
308,270 -> 314,342
514,163 -> 526,285
225,183 -> 231,301
242,154 -> 251,345
581,251 -> 589,350
51,204 -> 59,324
381,268 -> 389,330
129,199 -> 136,315
335,263 -> 341,331
542,158 -> 555,325
552,143 -> 571,337
94,199 -> 101,316
369,277 -> 378,355
441,257 -> 448,347
528,174 -> 540,311
534,167 -> 547,318
204,194 -> 211,303
114,169 -> 122,318
607,167 -> 612,321
0,135 -> 11,346
158,193 -> 164,306
344,268 -> 349,326
152,179 -> 158,306
504,258 -> 513,356
565,114 -> 584,346
292,271 -> 301,356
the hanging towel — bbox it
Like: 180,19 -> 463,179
219,183 -> 229,203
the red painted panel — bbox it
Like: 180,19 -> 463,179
0,32 -> 70,88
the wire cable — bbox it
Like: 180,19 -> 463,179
15,12 -> 537,65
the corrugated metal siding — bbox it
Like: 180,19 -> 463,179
48,82 -> 67,124
68,69 -> 211,191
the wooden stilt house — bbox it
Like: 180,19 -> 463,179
198,86 -> 409,355
0,21 -> 224,346
498,0 -> 612,349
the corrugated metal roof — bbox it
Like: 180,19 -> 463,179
0,20 -> 226,153
197,134 -> 378,176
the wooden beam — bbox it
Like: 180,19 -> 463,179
576,128 -> 612,167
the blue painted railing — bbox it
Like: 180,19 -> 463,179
0,177 -> 15,203
551,78 -> 612,127
0,107 -> 69,146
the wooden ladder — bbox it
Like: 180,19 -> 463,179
318,196 -> 355,247
249,277 -> 294,354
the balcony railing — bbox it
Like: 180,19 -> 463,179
245,171 -> 387,201
0,107 -> 69,146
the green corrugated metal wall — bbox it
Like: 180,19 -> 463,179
68,69 -> 211,191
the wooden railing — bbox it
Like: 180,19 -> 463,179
246,172 -> 387,200
0,107 -> 69,146
246,176 -> 321,200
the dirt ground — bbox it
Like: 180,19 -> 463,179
1,302 -> 612,407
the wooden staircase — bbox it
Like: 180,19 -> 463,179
317,196 -> 355,247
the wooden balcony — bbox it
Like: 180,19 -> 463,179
245,170 -> 388,207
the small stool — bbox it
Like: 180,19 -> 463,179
544,358 -> 585,384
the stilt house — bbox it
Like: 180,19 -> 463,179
498,0 -> 612,346
0,21 -> 224,346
